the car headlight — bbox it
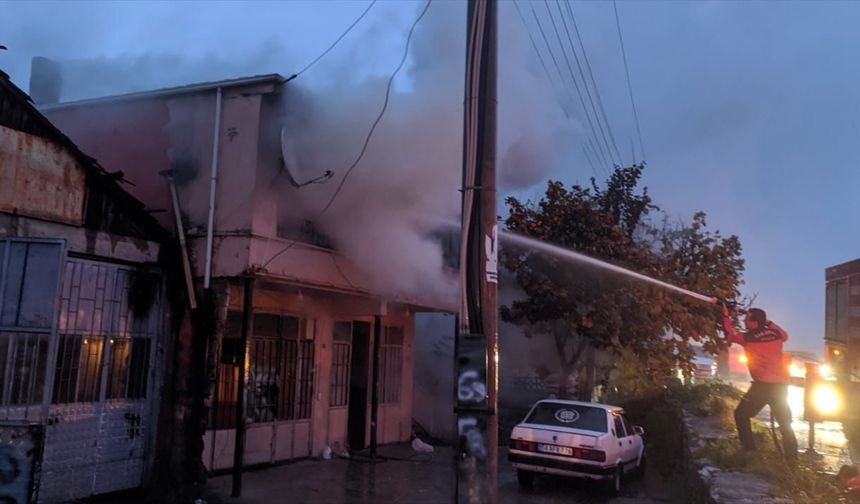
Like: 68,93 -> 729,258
812,383 -> 842,416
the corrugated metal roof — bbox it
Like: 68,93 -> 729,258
39,73 -> 288,111
0,68 -> 168,241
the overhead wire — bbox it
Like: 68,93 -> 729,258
613,0 -> 647,161
291,0 -> 379,79
529,2 -> 610,170
512,0 -> 559,108
261,0 -> 433,270
541,0 -> 616,171
555,0 -> 622,166
546,0 -> 616,168
564,0 -> 625,168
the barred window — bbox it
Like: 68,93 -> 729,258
330,322 -> 352,407
53,335 -> 104,404
0,333 -> 49,406
0,240 -> 61,411
249,314 -> 281,423
380,327 -> 404,404
212,312 -> 314,427
106,338 -> 151,400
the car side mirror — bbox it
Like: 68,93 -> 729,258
634,426 -> 644,436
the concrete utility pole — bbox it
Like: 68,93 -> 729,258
456,0 -> 498,502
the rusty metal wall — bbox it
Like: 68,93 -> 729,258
0,126 -> 86,226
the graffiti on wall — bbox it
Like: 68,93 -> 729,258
0,425 -> 42,504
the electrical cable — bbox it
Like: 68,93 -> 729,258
529,2 -> 610,170
543,0 -> 616,169
555,0 -> 622,166
612,0 -> 646,161
261,0 -> 433,270
565,0 -> 625,168
292,0 -> 378,79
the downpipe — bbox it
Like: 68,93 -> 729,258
204,87 -> 222,289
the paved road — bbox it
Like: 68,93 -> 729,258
204,445 -> 685,504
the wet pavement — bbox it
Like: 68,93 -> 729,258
756,384 -> 859,473
203,445 -> 685,504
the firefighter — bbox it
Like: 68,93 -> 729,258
722,304 -> 798,463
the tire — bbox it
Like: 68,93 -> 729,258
636,450 -> 647,478
517,469 -> 535,489
605,465 -> 623,496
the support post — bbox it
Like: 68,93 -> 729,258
231,276 -> 254,497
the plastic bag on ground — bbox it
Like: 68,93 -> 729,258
412,437 -> 434,453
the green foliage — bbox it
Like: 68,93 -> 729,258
697,437 -> 844,504
614,389 -> 687,477
500,165 -> 745,396
680,381 -> 743,430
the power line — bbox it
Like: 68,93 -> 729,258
262,0 -> 433,270
581,146 -> 599,178
513,0 -> 556,99
564,0 -> 625,167
613,0 -> 646,161
292,0 -> 378,78
555,0 -> 622,166
530,2 -> 610,169
542,0 -> 616,169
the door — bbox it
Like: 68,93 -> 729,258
620,414 -> 642,464
39,259 -> 160,502
347,321 -> 370,451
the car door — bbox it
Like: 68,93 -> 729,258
611,413 -> 628,464
620,414 -> 642,463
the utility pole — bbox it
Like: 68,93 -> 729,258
456,0 -> 498,502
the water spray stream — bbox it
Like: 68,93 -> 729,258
424,217 -> 719,305
500,231 -> 718,305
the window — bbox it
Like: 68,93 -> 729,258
621,414 -> 634,438
826,278 -> 853,343
380,326 -> 404,404
330,322 -> 352,407
212,312 -> 243,428
51,260 -> 160,406
248,314 -> 282,422
524,402 -> 608,433
0,333 -> 49,406
106,338 -> 151,400
613,414 -> 626,438
282,318 -> 314,420
0,240 -> 61,411
211,312 -> 315,427
53,335 -> 104,404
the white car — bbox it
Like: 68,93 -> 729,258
508,399 -> 645,494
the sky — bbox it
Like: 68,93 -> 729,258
2,0 -> 859,353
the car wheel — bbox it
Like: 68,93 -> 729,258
606,464 -> 623,496
517,469 -> 535,489
636,450 -> 647,478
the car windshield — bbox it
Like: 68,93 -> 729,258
524,403 -> 608,433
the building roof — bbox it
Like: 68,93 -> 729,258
39,73 -> 288,111
0,69 -> 168,240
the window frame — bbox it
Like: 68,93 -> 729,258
379,326 -> 404,405
0,238 -> 64,421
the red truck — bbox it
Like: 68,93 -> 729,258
823,258 -> 860,442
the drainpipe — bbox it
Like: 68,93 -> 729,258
165,173 -> 197,310
204,87 -> 223,289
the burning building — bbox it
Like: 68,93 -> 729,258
0,68 -> 170,503
35,65 -> 455,484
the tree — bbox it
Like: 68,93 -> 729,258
500,165 -> 744,398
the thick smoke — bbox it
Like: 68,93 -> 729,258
15,1 -> 582,302
275,1 -> 579,300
